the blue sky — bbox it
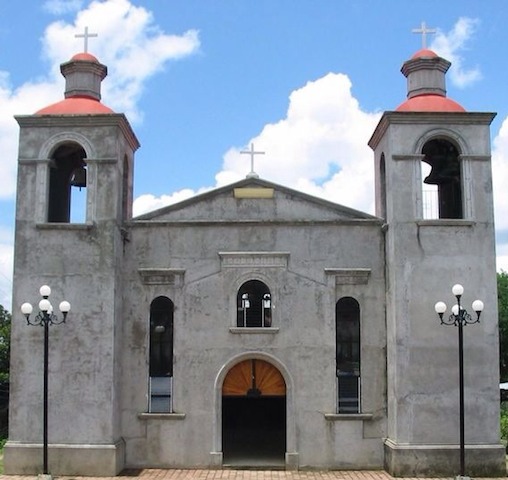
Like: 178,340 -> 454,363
1,0 -> 508,310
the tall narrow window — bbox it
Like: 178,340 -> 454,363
378,153 -> 387,219
149,296 -> 174,413
122,155 -> 131,221
422,139 -> 462,219
48,143 -> 87,223
237,280 -> 272,327
336,297 -> 360,413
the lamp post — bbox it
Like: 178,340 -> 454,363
21,285 -> 70,476
434,284 -> 484,479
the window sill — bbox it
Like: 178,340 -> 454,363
36,222 -> 94,230
138,412 -> 185,420
416,219 -> 475,227
229,327 -> 280,334
324,413 -> 373,421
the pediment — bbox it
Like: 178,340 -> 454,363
134,178 -> 380,224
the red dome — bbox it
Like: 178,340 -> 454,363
36,96 -> 114,115
396,94 -> 465,112
71,52 -> 99,63
411,48 -> 438,59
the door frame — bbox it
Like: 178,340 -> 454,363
211,352 -> 298,468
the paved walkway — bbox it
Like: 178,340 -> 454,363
0,469 -> 506,480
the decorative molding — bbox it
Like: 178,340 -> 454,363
38,131 -> 96,159
459,155 -> 491,162
325,268 -> 371,285
392,154 -> 425,161
85,158 -> 119,165
138,268 -> 185,286
219,252 -> 289,268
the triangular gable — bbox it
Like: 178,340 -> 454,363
134,177 -> 380,224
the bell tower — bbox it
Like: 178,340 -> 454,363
5,51 -> 139,475
369,49 -> 504,476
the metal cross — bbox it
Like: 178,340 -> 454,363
75,26 -> 98,53
240,143 -> 265,179
412,21 -> 436,49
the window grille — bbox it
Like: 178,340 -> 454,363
237,280 -> 272,327
149,376 -> 173,413
337,373 -> 360,413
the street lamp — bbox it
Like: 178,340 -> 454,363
434,284 -> 484,479
21,285 -> 70,475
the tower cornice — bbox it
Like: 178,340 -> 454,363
15,113 -> 140,152
368,111 -> 496,150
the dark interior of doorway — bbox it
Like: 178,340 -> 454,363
222,396 -> 286,468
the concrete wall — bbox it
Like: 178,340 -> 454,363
118,186 -> 387,469
5,115 -> 137,476
371,112 -> 505,476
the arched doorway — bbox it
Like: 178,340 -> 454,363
222,359 -> 286,467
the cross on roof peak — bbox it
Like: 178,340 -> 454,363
75,26 -> 98,53
412,21 -> 436,49
240,143 -> 265,179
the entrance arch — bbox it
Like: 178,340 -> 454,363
222,359 -> 285,466
213,354 -> 295,468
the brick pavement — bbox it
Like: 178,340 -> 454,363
0,469 -> 506,480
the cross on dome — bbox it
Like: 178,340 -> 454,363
240,143 -> 265,179
75,26 -> 98,53
412,21 -> 436,49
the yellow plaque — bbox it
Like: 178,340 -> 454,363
233,188 -> 274,199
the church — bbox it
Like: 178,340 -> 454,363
4,35 -> 505,477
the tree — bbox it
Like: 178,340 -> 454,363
0,305 -> 10,383
0,304 -> 10,441
498,271 -> 508,382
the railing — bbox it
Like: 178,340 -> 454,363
422,189 -> 439,219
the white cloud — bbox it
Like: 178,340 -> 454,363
0,0 -> 200,201
43,0 -> 200,122
139,73 -> 380,217
430,17 -> 482,88
217,73 -> 380,214
0,0 -> 200,309
0,227 -> 14,312
134,188 -> 206,217
44,0 -> 84,14
492,116 -> 508,242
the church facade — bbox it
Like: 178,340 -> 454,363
4,46 -> 505,476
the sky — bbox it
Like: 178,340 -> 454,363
1,0 -> 508,311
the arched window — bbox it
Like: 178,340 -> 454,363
336,297 -> 360,413
149,296 -> 174,412
237,280 -> 272,327
48,142 -> 87,223
422,139 -> 462,219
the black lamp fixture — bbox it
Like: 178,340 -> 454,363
434,283 -> 483,479
21,285 -> 70,475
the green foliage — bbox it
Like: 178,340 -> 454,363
499,271 -> 508,381
0,304 -> 9,449
0,305 -> 10,384
501,403 -> 508,443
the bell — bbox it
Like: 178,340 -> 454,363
423,166 -> 442,185
424,163 -> 458,185
70,166 -> 87,189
